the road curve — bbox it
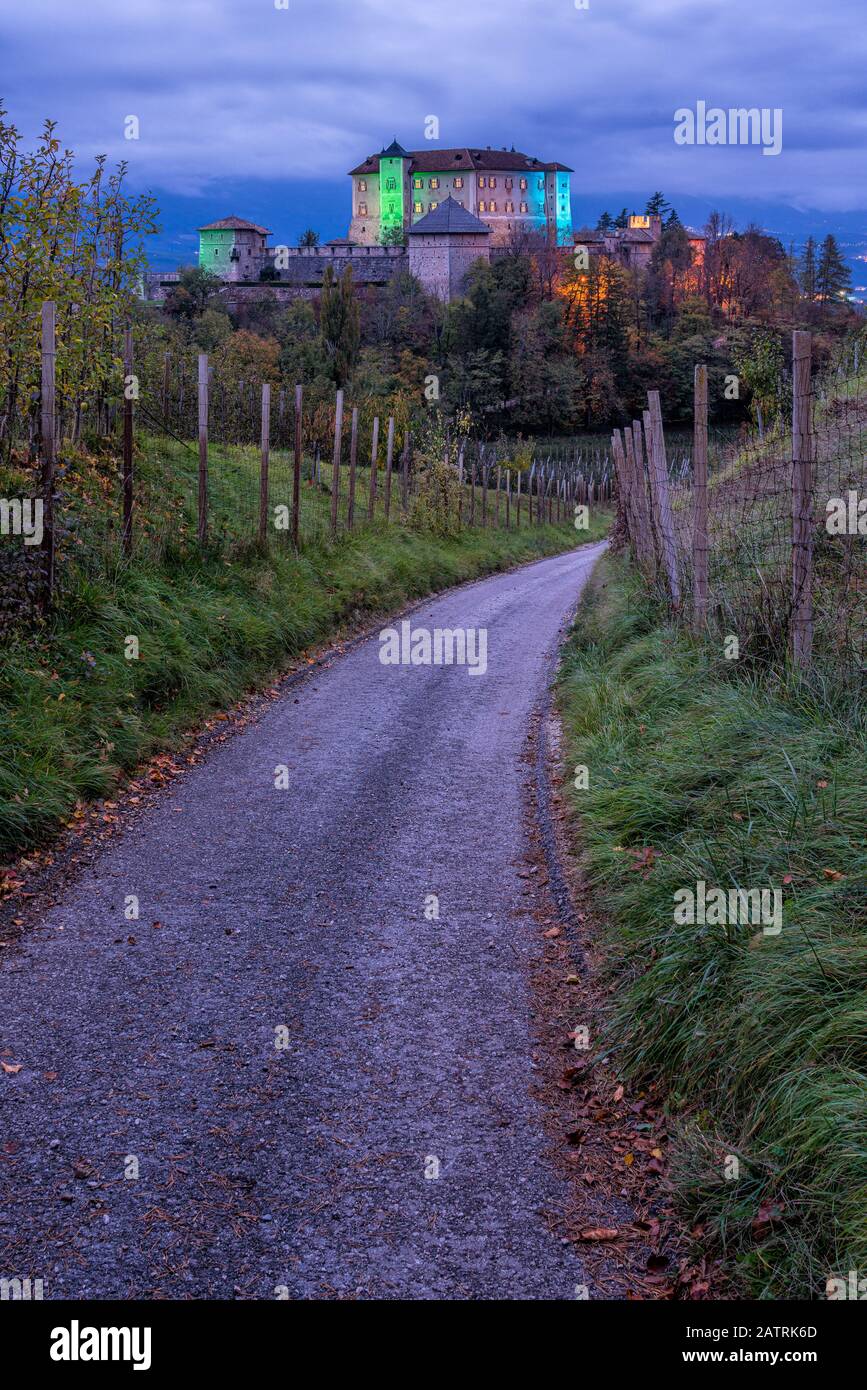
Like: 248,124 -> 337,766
0,540 -> 607,1300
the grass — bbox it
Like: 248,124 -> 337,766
557,551 -> 867,1299
0,436 -> 609,859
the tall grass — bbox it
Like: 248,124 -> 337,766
558,552 -> 867,1298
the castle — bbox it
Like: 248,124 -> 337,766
142,139 -> 702,305
348,139 -> 573,248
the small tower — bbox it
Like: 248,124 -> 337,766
197,217 -> 271,281
377,139 -> 411,243
407,195 -> 491,302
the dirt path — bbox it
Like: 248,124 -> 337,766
0,541 -> 609,1300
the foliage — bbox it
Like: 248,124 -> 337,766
0,102 -> 157,457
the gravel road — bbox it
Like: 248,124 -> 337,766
0,541 -> 607,1300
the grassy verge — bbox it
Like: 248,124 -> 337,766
0,507 -> 608,860
558,551 -> 867,1299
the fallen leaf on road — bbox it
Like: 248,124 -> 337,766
577,1227 -> 620,1242
1,1062 -> 23,1074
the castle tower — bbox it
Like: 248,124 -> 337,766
377,139 -> 411,243
407,195 -> 491,302
198,217 -> 271,282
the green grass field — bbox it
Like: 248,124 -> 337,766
558,551 -> 867,1298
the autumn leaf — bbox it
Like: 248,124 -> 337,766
577,1227 -> 620,1241
1,1062 -> 23,1075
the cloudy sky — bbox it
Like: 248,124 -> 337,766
2,0 -> 865,263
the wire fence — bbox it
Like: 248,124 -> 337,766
611,327 -> 867,676
0,303 -> 614,631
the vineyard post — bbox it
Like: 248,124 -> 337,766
197,353 -> 209,546
292,383 -> 302,549
384,416 -> 395,523
368,416 -> 379,522
692,364 -> 709,631
791,331 -> 814,668
40,301 -> 56,606
330,388 -> 343,538
122,325 -> 134,556
347,405 -> 358,530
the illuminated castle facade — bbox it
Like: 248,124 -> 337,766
348,140 -> 573,248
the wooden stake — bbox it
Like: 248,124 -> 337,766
292,383 -> 302,549
347,406 -> 358,530
792,331 -> 814,668
384,416 -> 395,522
330,388 -> 343,538
197,353 -> 209,545
40,301 -> 56,605
122,325 -> 134,556
692,364 -> 709,631
368,416 -> 379,522
258,382 -> 271,544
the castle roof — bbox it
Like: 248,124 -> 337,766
407,196 -> 491,236
198,216 -> 271,234
381,139 -> 410,157
349,146 -> 572,176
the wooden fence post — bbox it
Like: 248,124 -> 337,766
506,468 -> 512,528
792,331 -> 814,668
122,324 -> 134,556
292,383 -> 302,549
401,431 -> 410,512
347,406 -> 358,530
516,468 -> 522,526
692,364 -> 709,631
40,301 -> 56,606
197,352 -> 209,545
258,382 -> 271,544
384,415 -> 395,523
647,392 -> 681,606
368,415 -> 379,522
495,465 -> 502,527
480,450 -> 488,526
330,388 -> 343,538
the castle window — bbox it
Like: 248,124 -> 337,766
538,177 -> 544,189
505,177 -> 513,191
478,200 -> 486,213
358,179 -> 367,192
489,201 -> 497,212
413,201 -> 423,214
429,177 -> 439,189
413,176 -> 423,189
519,177 -> 527,191
429,200 -> 438,212
359,202 -> 367,215
385,176 -> 396,190
489,178 -> 496,189
454,176 -> 463,189
506,201 -> 514,213
478,176 -> 486,188
520,201 -> 528,213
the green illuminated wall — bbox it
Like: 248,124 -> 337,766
199,228 -> 235,272
555,172 -> 573,245
378,155 -> 406,239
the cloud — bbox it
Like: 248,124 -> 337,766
1,0 -> 865,211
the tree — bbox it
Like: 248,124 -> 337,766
212,330 -> 280,384
613,208 -> 630,229
0,102 -> 157,455
318,264 -> 360,386
799,236 -> 817,301
596,210 -> 614,232
508,300 -> 583,434
732,330 -> 784,437
645,191 -> 671,217
164,266 -> 223,319
816,235 -> 851,305
298,228 -> 319,247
